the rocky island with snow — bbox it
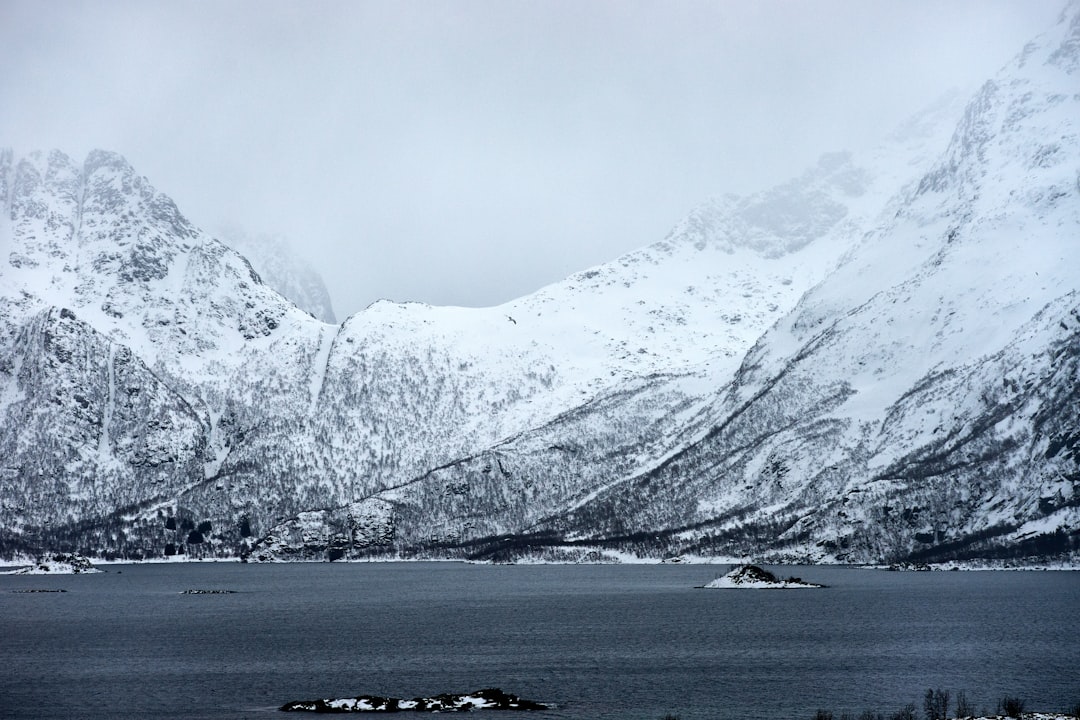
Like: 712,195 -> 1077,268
280,688 -> 548,713
703,564 -> 825,589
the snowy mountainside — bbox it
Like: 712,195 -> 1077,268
212,96 -> 964,535
0,149 -> 333,549
242,102 -> 964,535
0,101 -> 955,560
215,226 -> 337,323
248,5 -> 1080,564
241,106 -> 978,561
0,307 -> 208,533
487,5 -> 1080,564
194,202 -> 855,537
0,133 -> 925,558
294,94 -> 967,494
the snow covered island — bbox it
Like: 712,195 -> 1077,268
703,564 -> 824,589
280,688 -> 548,713
3,553 -> 101,575
180,589 -> 237,594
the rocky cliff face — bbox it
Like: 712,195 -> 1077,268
0,148 -> 328,556
1,6 -> 1077,564
0,307 -> 208,552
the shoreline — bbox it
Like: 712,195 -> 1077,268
2,556 -> 1078,572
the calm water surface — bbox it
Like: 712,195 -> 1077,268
1,563 -> 1077,720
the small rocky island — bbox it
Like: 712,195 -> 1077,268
180,589 -> 238,594
703,564 -> 824,589
10,588 -> 68,593
280,688 -> 548,713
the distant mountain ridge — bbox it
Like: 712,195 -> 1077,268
0,4 -> 1076,564
215,226 -> 337,324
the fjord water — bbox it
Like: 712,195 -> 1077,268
1,563 -> 1077,720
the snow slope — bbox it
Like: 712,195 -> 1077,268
509,4 -> 1080,564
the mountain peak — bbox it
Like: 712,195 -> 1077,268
83,148 -> 131,174
914,6 -> 1079,206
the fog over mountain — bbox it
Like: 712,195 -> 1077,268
1,2 -> 1077,565
214,226 -> 337,324
0,0 -> 1065,314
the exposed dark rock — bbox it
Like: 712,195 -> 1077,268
886,561 -> 935,572
10,588 -> 67,593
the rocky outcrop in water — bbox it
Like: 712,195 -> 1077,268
703,565 -> 824,589
279,688 -> 548,713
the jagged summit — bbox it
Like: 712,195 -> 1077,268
0,148 -> 318,367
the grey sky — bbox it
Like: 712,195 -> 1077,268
0,0 -> 1065,315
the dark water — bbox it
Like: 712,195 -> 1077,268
1,563 -> 1077,720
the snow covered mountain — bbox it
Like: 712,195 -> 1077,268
1,5 -> 1076,564
0,141 -> 856,558
248,5 -> 1079,565
360,4 -> 1078,565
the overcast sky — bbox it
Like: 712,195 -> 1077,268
0,0 -> 1065,315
